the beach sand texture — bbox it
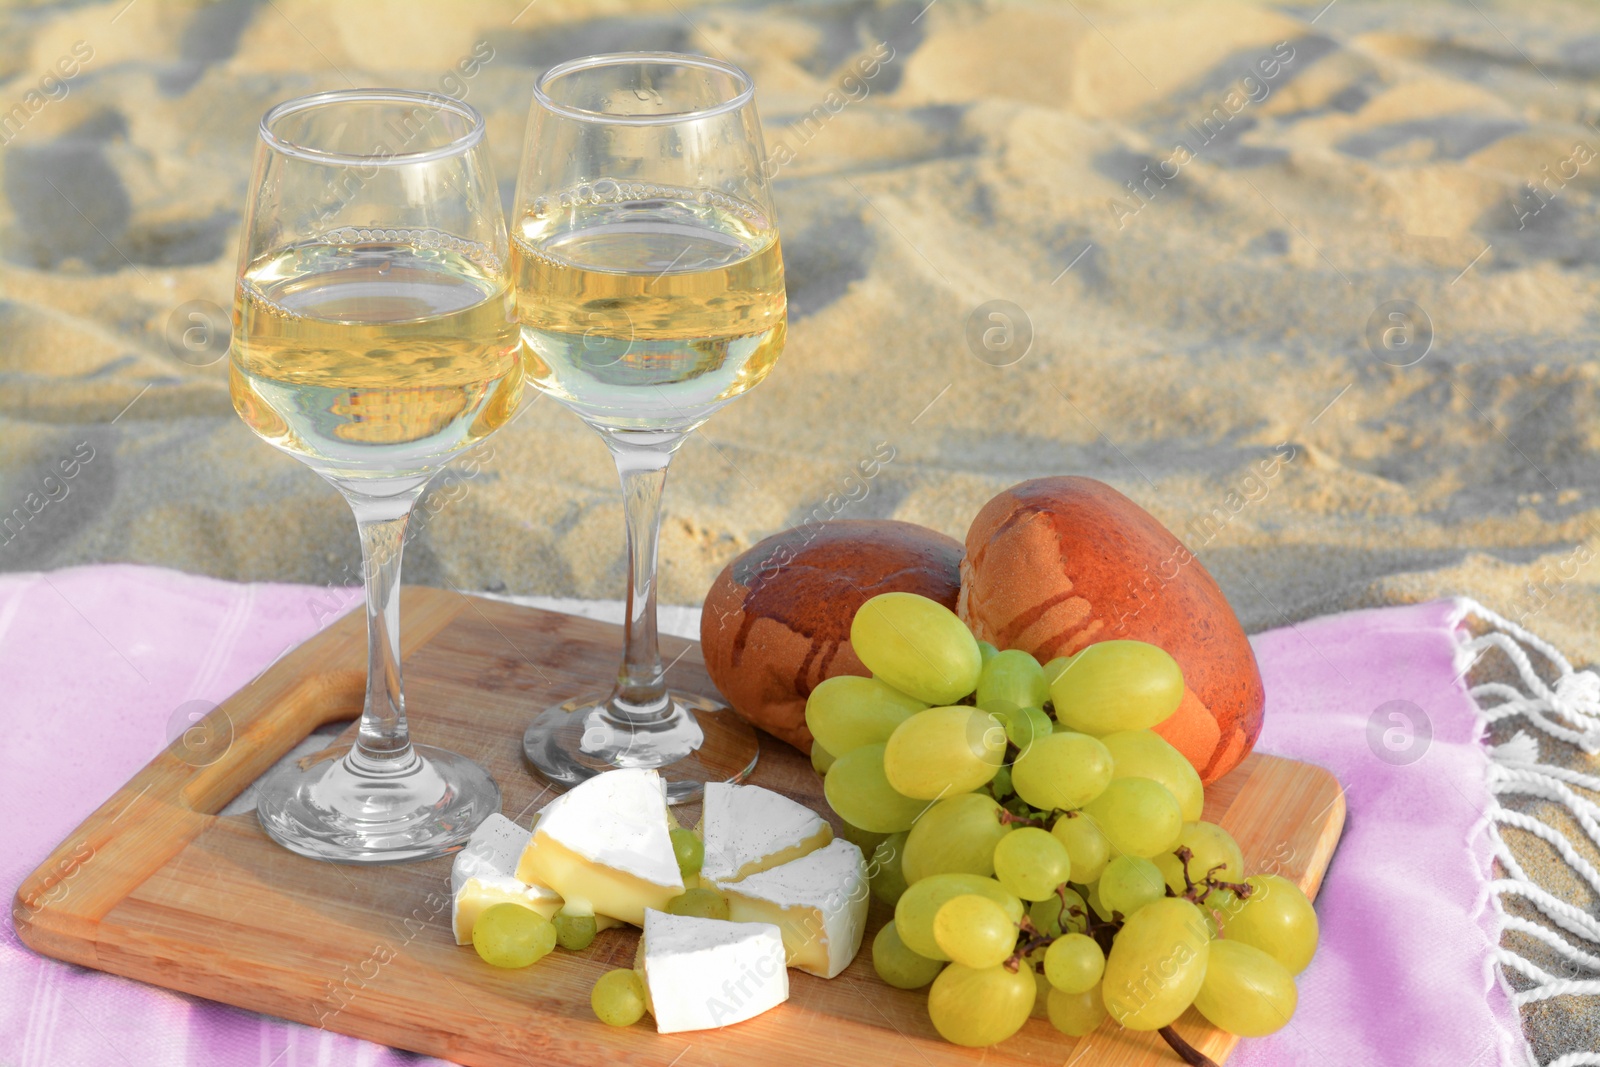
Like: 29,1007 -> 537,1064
2,0 -> 1599,1059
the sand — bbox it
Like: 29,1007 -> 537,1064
2,0 -> 1599,1058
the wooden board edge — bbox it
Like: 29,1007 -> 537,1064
88,927 -> 539,1067
12,587 -> 474,961
1239,755 -> 1347,900
1294,768 -> 1347,902
1167,754 -> 1347,1063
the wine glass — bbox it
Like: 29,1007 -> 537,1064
230,89 -> 520,861
511,53 -> 786,801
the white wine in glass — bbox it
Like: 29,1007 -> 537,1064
511,189 -> 785,429
231,90 -> 519,861
513,54 -> 786,801
233,239 -> 522,467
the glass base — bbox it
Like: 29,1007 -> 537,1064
523,690 -> 758,804
255,743 -> 501,863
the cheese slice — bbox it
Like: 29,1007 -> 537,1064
542,896 -> 626,932
452,813 -> 533,895
640,909 -> 789,1033
515,768 -> 684,926
450,813 -> 561,944
514,813 -> 623,932
699,782 -> 833,885
716,837 -> 868,978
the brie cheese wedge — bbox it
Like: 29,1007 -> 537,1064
449,813 -> 562,944
699,782 -> 833,885
515,768 -> 684,926
717,837 -> 868,978
640,909 -> 788,1033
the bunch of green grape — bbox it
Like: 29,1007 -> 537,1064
818,592 -> 1320,1048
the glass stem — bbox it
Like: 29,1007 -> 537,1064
347,491 -> 421,772
608,437 -> 677,721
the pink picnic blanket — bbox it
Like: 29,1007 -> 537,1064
0,565 -> 1524,1066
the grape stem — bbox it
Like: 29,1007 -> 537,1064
1004,887 -> 1126,970
1004,915 -> 1053,972
1158,1026 -> 1220,1067
1172,846 -> 1256,905
1059,883 -> 1126,949
1072,908 -> 1124,955
996,809 -> 1051,829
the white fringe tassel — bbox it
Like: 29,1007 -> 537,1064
1455,598 -> 1600,1065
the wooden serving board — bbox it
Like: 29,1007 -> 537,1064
14,588 -> 1345,1067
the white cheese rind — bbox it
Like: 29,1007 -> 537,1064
700,782 -> 833,884
530,769 -> 682,885
449,814 -> 562,944
717,837 -> 869,978
515,768 -> 684,925
641,909 -> 789,1033
451,813 -> 532,896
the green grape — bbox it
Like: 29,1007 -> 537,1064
1085,879 -> 1112,922
1153,821 -> 1244,897
1042,656 -> 1072,687
1082,778 -> 1182,858
927,963 -> 1037,1047
839,816 -> 889,857
992,826 -> 1072,901
472,903 -> 556,969
976,649 -> 1050,713
1050,640 -> 1185,735
989,763 -> 1014,800
810,739 -> 836,774
1030,966 -> 1052,1019
1011,732 -> 1114,811
850,592 -> 983,705
824,743 -> 927,833
883,706 -> 1005,799
895,873 -> 1024,961
1193,939 -> 1298,1036
994,703 -> 1055,756
1018,706 -> 1055,752
977,640 -> 1000,665
665,888 -> 730,920
669,827 -> 704,880
1100,729 -> 1205,822
872,919 -> 945,989
933,894 -> 1018,969
1202,905 -> 1222,940
1101,898 -> 1211,1031
1047,982 -> 1107,1037
1050,811 -> 1112,883
1028,886 -> 1087,936
870,831 -> 911,908
902,792 -> 1011,882
591,967 -> 647,1027
1098,855 -> 1166,919
1002,794 -> 1033,817
805,675 -> 928,757
1044,933 -> 1105,994
553,909 -> 598,951
1224,874 -> 1319,975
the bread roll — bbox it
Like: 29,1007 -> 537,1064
959,477 -> 1263,783
701,520 -> 963,751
